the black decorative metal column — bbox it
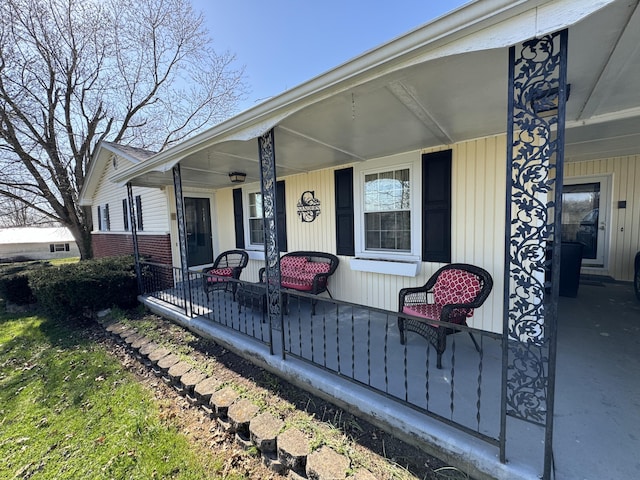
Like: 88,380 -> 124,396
501,29 -> 568,480
173,164 -> 192,316
126,182 -> 143,294
258,128 -> 283,356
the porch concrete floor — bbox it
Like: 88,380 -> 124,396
144,280 -> 640,480
554,281 -> 640,480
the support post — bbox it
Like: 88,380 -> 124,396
501,29 -> 568,480
127,182 -> 143,294
173,164 -> 193,317
258,128 -> 284,357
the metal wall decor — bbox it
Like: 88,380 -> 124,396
258,129 -> 284,346
297,190 -> 321,222
501,30 -> 568,479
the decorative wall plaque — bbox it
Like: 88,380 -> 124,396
297,190 -> 321,222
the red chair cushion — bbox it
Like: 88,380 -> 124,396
280,256 -> 308,271
206,267 -> 233,283
304,261 -> 331,274
432,269 -> 480,317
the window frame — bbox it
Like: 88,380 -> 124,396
244,188 -> 265,250
353,156 -> 422,262
98,204 -> 110,231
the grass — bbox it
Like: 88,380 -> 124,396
0,311 -> 245,480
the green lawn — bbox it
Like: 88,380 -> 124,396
0,312 -> 240,479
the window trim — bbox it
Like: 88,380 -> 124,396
244,188 -> 265,250
353,156 -> 422,262
98,204 -> 110,231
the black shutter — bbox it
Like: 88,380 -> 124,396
135,195 -> 143,231
232,188 -> 245,249
276,180 -> 288,252
105,204 -> 110,231
97,206 -> 102,231
50,244 -> 54,253
334,167 -> 355,256
65,243 -> 70,252
422,150 -> 452,263
122,199 -> 129,231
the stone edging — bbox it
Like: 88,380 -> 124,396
104,321 -> 378,480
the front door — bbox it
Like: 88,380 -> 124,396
185,197 -> 213,267
561,176 -> 610,267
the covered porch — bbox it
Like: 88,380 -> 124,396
139,268 -> 640,480
109,2 -> 640,479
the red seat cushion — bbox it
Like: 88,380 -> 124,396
205,267 -> 233,283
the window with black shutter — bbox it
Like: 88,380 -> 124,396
135,195 -> 143,231
422,150 -> 452,263
334,167 -> 355,256
122,199 -> 129,231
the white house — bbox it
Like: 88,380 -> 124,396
81,1 -> 640,479
0,227 -> 79,262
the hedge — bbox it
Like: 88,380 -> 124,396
28,256 -> 141,321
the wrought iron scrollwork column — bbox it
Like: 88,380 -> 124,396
258,128 -> 283,356
173,164 -> 192,317
501,29 -> 568,480
126,182 -> 143,294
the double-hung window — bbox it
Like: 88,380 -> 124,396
248,191 -> 264,246
354,156 -> 420,262
364,168 -> 411,252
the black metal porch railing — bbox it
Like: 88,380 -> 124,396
284,292 -> 503,445
140,261 -> 503,447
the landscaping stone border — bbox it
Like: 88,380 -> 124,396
103,320 -> 378,480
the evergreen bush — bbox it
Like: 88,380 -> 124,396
29,256 -> 139,321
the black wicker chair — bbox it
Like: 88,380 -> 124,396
202,249 -> 249,300
398,263 -> 493,368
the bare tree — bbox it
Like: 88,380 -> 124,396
0,0 -> 246,258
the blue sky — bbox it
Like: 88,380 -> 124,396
191,0 -> 470,112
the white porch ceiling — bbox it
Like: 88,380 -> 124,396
118,0 -> 640,190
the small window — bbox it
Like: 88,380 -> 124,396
248,191 -> 264,246
50,243 -> 68,252
97,204 -> 110,231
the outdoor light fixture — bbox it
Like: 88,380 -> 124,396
531,84 -> 571,117
228,172 -> 247,183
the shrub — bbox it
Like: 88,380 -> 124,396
29,256 -> 140,321
0,261 -> 50,305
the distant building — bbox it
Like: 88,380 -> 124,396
0,227 -> 79,262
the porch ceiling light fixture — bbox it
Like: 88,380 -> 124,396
531,84 -> 571,117
228,171 -> 247,183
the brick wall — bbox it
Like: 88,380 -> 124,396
93,233 -> 172,265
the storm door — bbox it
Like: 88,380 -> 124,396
561,176 -> 610,266
185,197 -> 213,267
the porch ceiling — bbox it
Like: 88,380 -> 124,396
120,0 -> 640,190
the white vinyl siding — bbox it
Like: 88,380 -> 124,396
92,152 -> 169,234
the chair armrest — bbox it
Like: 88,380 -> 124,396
399,286 -> 431,309
258,267 -> 266,283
